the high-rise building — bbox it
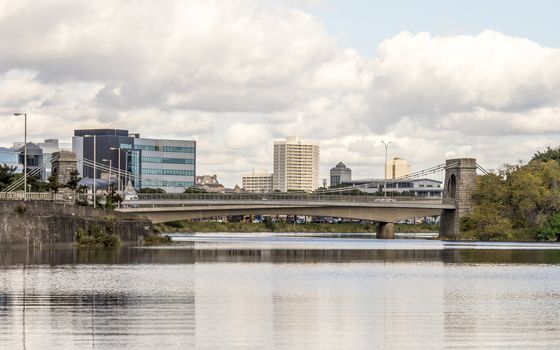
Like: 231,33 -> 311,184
72,129 -> 196,193
242,169 -> 273,193
273,136 -> 320,192
385,157 -> 411,179
330,162 -> 351,187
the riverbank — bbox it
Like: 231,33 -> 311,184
0,201 -> 153,245
154,220 -> 440,234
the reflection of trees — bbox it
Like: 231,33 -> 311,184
195,248 -> 560,264
0,246 -> 195,265
1,245 -> 560,266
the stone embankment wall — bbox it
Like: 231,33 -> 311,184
0,201 -> 152,246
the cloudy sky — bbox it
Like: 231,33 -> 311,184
1,0 -> 560,186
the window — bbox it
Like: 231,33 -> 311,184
142,157 -> 194,164
135,145 -> 195,153
143,180 -> 194,187
142,168 -> 194,176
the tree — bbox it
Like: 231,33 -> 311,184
48,168 -> 60,193
0,164 -> 17,191
66,169 -> 81,190
462,157 -> 560,241
532,146 -> 560,163
184,187 -> 207,193
138,187 -> 166,193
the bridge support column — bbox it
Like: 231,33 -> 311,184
440,158 -> 477,239
376,222 -> 395,239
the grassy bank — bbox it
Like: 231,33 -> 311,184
154,221 -> 440,234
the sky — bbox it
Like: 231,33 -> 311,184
1,0 -> 560,187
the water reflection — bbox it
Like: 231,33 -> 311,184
2,245 -> 560,265
1,236 -> 560,349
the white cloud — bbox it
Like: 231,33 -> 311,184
1,1 -> 560,186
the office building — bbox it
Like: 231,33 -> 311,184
343,178 -> 442,197
15,143 -> 45,180
8,139 -> 69,180
73,129 -> 196,193
0,147 -> 21,173
242,169 -> 273,193
273,136 -> 320,192
330,162 -> 351,187
385,157 -> 411,179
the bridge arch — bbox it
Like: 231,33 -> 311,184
447,174 -> 457,199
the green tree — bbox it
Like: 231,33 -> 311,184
66,169 -> 81,190
138,187 -> 166,193
184,187 -> 207,193
462,157 -> 560,241
0,164 -> 17,191
536,213 -> 560,241
532,146 -> 560,163
48,168 -> 60,193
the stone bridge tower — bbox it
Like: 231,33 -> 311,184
439,158 -> 477,239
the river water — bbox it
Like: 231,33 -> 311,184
2,233 -> 560,349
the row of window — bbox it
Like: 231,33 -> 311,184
142,157 -> 195,164
143,180 -> 194,187
142,168 -> 195,176
135,145 -> 195,153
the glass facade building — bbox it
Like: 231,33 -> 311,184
73,129 -> 196,193
0,147 -> 21,173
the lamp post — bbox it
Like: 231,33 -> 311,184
102,159 -> 112,190
110,148 -> 122,193
381,140 -> 391,199
123,149 -> 134,191
84,135 -> 97,208
13,113 -> 27,200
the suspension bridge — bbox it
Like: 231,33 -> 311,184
0,154 -> 485,238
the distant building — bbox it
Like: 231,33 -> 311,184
385,157 -> 411,179
273,136 -> 320,192
16,143 -> 45,180
330,162 -> 351,187
195,174 -> 225,193
343,178 -> 442,197
0,147 -> 21,173
242,169 -> 273,193
73,129 -> 196,193
9,139 -> 69,179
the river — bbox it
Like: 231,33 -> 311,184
1,233 -> 560,349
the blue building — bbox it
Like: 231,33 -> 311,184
72,129 -> 196,193
0,147 -> 21,173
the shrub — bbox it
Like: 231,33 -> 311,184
165,221 -> 184,229
101,234 -> 121,247
263,217 -> 276,231
144,234 -> 172,244
536,213 -> 560,241
76,222 -> 121,247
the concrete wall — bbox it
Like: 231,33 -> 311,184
0,201 -> 152,245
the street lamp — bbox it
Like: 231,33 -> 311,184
13,113 -> 27,200
123,149 -> 134,191
381,140 -> 391,199
102,159 -> 112,190
83,135 -> 97,208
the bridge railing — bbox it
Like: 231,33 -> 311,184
0,192 -> 65,201
133,192 -> 455,205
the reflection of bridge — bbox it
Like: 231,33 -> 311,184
117,158 -> 481,239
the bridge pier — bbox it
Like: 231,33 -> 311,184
439,158 -> 477,239
376,222 -> 395,239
